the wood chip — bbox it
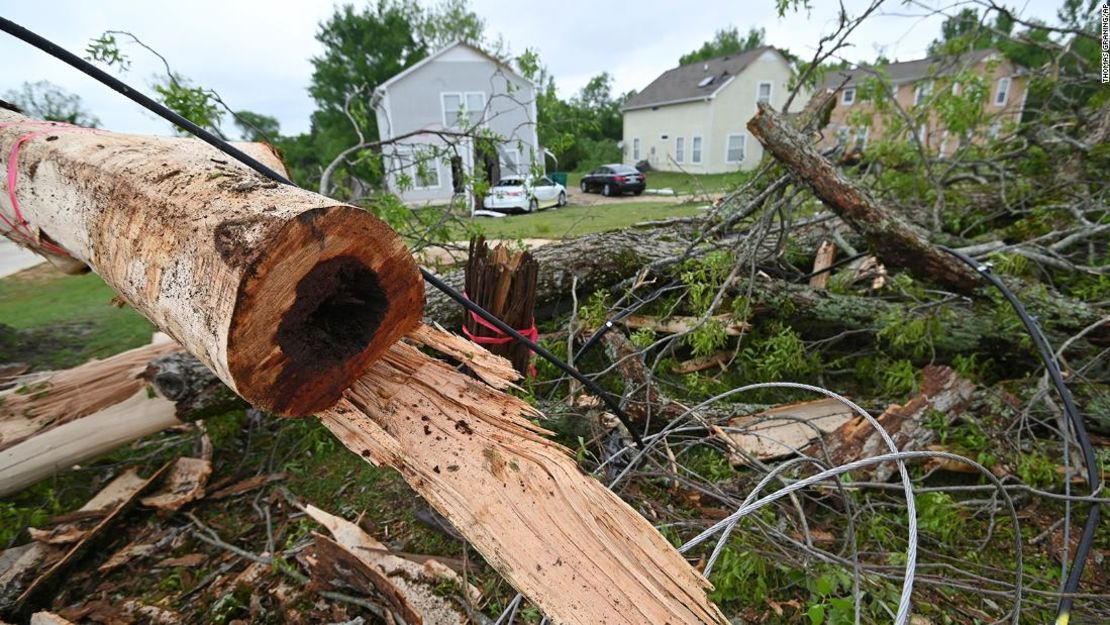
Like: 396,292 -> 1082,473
621,313 -> 750,336
141,457 -> 212,511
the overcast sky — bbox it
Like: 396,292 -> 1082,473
0,0 -> 1062,137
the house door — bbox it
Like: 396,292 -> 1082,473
450,156 -> 464,194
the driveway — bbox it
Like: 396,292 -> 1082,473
566,186 -> 695,206
0,238 -> 44,279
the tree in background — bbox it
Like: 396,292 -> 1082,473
2,81 -> 100,127
233,111 -> 280,143
679,26 -> 765,65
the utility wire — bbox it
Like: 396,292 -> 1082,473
0,16 -> 646,448
940,246 -> 1101,625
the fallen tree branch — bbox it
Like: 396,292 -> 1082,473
747,102 -> 982,293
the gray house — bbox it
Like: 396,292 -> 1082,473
371,41 -> 539,206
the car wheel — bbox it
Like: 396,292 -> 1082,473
602,184 -> 613,197
633,190 -> 643,196
557,191 -> 567,207
579,180 -> 588,193
528,198 -> 539,213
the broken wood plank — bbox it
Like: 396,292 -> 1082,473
321,332 -> 727,625
140,457 -> 212,511
1,110 -> 424,416
621,313 -> 751,336
302,504 -> 479,625
726,398 -> 856,466
747,102 -> 982,293
809,240 -> 836,289
803,366 -> 976,481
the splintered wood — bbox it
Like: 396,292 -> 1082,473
463,237 -> 538,375
321,324 -> 727,625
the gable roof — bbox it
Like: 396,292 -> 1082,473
622,46 -> 785,112
374,40 -> 530,95
819,48 -> 1004,91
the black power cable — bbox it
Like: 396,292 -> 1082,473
0,16 -> 646,448
940,246 -> 1101,625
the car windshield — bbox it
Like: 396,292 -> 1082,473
494,178 -> 525,187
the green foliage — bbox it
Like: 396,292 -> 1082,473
916,492 -> 963,543
679,26 -> 766,65
880,359 -> 919,397
0,487 -> 64,546
3,81 -> 100,126
1016,450 -> 1057,488
875,307 -> 941,359
153,76 -> 224,134
687,318 -> 728,358
741,323 -> 817,381
629,327 -> 657,349
681,446 -> 734,482
804,567 -> 856,625
577,290 -> 610,328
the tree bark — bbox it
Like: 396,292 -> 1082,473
747,102 -> 982,294
0,111 -> 423,416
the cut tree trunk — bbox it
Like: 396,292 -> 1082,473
747,102 -> 982,294
0,111 -> 423,416
462,237 -> 538,375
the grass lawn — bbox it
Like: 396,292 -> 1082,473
0,268 -> 153,368
566,169 -> 748,196
466,200 -> 705,239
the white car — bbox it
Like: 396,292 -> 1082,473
482,175 -> 567,214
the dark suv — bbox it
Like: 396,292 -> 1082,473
579,164 -> 646,197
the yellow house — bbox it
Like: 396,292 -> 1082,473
817,48 -> 1028,157
622,46 -> 806,173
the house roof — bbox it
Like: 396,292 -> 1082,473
622,46 -> 783,112
819,48 -> 1003,91
374,40 -> 530,96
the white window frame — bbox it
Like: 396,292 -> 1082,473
675,136 -> 685,163
855,126 -> 870,150
756,81 -> 773,104
994,76 -> 1011,106
441,91 -> 486,128
914,82 -> 933,106
725,133 -> 746,164
499,147 -> 521,176
841,88 -> 855,105
632,138 -> 640,160
691,136 -> 702,164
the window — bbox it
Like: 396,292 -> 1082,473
854,126 -> 869,150
632,138 -> 640,160
914,82 -> 933,106
675,137 -> 685,163
842,88 -> 855,105
757,81 -> 773,104
725,133 -> 746,163
691,136 -> 702,164
500,148 -> 521,175
994,76 -> 1011,106
394,149 -> 440,190
442,92 -> 486,127
939,131 -> 949,157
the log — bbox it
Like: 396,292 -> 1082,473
0,111 -> 423,416
746,102 -> 982,294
